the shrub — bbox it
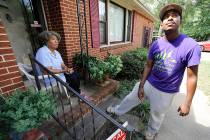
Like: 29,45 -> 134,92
105,55 -> 123,78
130,100 -> 150,124
114,79 -> 138,99
88,58 -> 108,81
73,53 -> 106,80
73,53 -> 123,81
73,53 -> 97,69
0,89 -> 55,138
118,48 -> 148,80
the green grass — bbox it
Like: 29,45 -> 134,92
197,61 -> 210,98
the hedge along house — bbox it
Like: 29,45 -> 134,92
0,0 -> 156,95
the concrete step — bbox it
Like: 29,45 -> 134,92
40,79 -> 121,139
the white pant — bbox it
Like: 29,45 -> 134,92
113,81 -> 177,134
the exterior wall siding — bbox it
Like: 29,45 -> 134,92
132,11 -> 154,48
0,20 -> 25,95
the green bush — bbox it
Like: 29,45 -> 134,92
118,48 -> 148,80
0,89 -> 55,138
114,79 -> 138,99
105,55 -> 123,78
130,100 -> 150,124
73,53 -> 106,80
88,58 -> 108,81
73,53 -> 97,68
73,53 -> 123,81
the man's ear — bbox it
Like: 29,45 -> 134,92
178,15 -> 182,24
160,22 -> 163,29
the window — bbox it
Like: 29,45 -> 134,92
99,0 -> 107,44
98,0 -> 133,46
109,3 -> 125,43
126,10 -> 132,41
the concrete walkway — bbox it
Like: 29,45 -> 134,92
156,90 -> 210,140
156,67 -> 210,140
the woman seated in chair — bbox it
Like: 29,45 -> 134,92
36,31 -> 92,100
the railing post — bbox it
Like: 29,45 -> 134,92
29,54 -> 41,91
76,0 -> 90,83
126,130 -> 133,140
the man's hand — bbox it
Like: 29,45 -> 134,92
177,65 -> 198,117
138,86 -> 144,101
177,103 -> 191,116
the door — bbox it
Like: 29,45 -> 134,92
20,0 -> 47,54
142,26 -> 151,48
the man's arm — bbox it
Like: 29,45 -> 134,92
138,59 -> 153,100
178,65 -> 199,116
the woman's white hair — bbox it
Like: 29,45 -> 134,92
38,31 -> 61,44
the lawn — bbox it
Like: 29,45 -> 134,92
197,60 -> 210,98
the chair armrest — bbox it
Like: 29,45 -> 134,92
37,74 -> 60,79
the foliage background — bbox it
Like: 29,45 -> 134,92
142,0 -> 210,41
117,48 -> 148,80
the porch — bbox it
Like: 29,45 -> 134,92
18,55 -> 145,140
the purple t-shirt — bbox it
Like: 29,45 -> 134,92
147,34 -> 201,93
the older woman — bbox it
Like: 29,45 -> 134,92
36,31 -> 92,100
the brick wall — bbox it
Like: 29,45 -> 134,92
42,0 -> 154,66
0,20 -> 25,95
43,0 -> 85,66
132,11 -> 154,48
0,1 -> 153,95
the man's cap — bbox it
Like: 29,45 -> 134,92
159,3 -> 182,21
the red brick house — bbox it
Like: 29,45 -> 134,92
0,0 -> 156,95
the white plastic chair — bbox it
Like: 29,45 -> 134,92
18,63 -> 70,98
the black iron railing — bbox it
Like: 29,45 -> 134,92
76,0 -> 89,82
29,55 -> 134,140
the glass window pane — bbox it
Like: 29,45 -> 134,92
99,0 -> 106,21
100,22 -> 106,44
127,11 -> 132,41
109,3 -> 124,42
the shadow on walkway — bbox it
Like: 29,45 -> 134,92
156,90 -> 210,140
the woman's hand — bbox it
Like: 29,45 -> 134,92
61,63 -> 74,74
66,67 -> 74,74
63,66 -> 74,74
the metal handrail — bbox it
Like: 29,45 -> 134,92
29,55 -> 134,140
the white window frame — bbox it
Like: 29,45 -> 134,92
99,0 -> 133,47
126,10 -> 132,42
99,0 -> 107,44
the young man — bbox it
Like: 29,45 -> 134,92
107,3 -> 201,140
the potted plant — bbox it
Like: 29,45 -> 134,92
88,58 -> 108,83
0,89 -> 55,140
73,53 -> 123,85
105,54 -> 123,79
